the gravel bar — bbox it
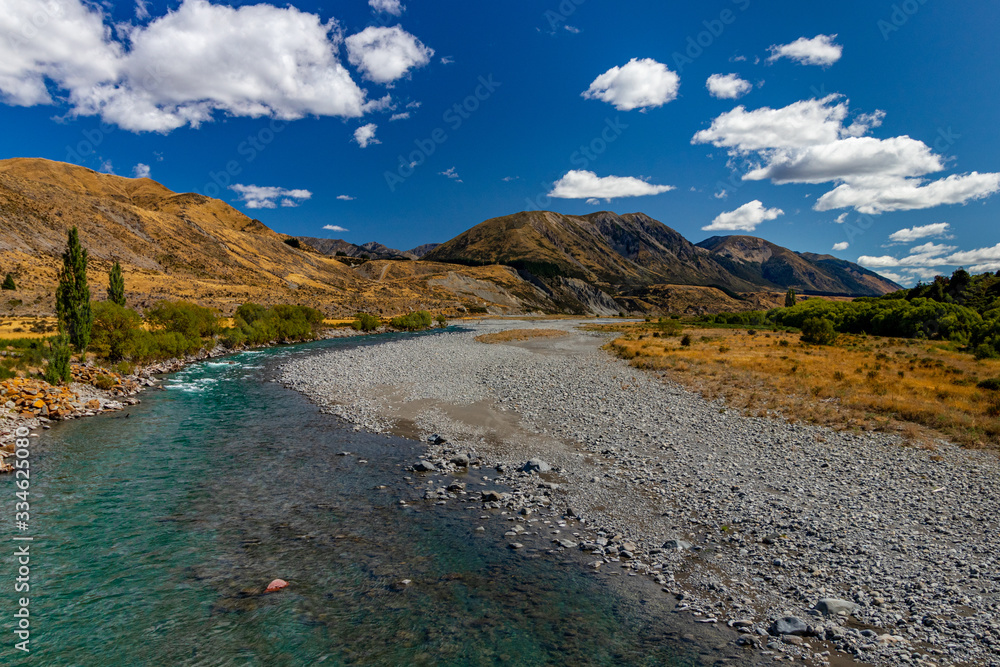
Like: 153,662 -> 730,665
280,320 -> 1000,667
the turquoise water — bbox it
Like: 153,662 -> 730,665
2,335 -> 738,666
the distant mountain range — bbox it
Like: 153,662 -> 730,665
0,158 -> 899,318
422,210 -> 899,297
295,237 -> 440,260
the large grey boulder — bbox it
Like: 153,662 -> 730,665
815,598 -> 858,617
521,458 -> 551,473
770,616 -> 809,636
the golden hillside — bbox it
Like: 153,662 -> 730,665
0,158 -> 547,317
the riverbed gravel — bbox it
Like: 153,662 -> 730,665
280,320 -> 1000,667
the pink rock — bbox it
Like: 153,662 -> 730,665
264,579 -> 289,593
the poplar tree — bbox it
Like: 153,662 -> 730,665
56,227 -> 93,352
108,260 -> 126,306
785,288 -> 797,308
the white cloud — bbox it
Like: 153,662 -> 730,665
835,212 -> 848,223
135,0 -> 150,20
440,167 -> 462,182
815,172 -> 1000,214
564,25 -> 581,34
970,262 -> 1000,273
693,95 -> 1000,214
323,224 -> 349,232
702,200 -> 783,232
858,242 -> 954,268
353,123 -> 379,148
389,111 -> 410,121
706,73 -> 751,100
99,159 -> 114,174
406,100 -> 421,109
336,195 -> 355,201
132,163 -> 151,178
548,170 -> 675,201
832,241 -> 849,251
440,56 -> 455,65
744,136 -> 943,184
876,271 -> 908,284
944,243 -> 1000,266
857,242 -> 1000,276
581,58 -> 680,111
368,0 -> 404,16
887,222 -> 951,244
0,0 -> 394,132
585,198 -> 601,205
768,34 -> 843,67
230,184 -> 312,209
345,26 -> 433,84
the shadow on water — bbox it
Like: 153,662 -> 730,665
2,333 -> 753,666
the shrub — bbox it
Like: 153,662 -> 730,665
2,273 -> 15,290
91,301 -> 143,361
148,300 -> 220,338
352,312 -> 381,332
680,334 -> 692,347
977,378 -> 1000,391
800,317 -> 837,345
43,334 -> 72,385
390,310 -> 433,331
435,313 -> 447,328
93,374 -> 115,390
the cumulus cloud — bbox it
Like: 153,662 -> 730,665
230,184 -> 312,209
887,222 -> 951,244
702,200 -> 783,232
832,241 -> 849,251
858,242 -> 956,268
368,0 -> 403,16
693,95 -> 1000,214
581,58 -> 680,111
353,123 -> 379,148
0,0 -> 393,132
323,224 -> 349,232
768,34 -> 843,67
345,25 -> 433,84
706,73 -> 752,100
857,241 -> 1000,277
548,170 -> 675,201
389,111 -> 410,121
132,163 -> 151,178
336,195 -> 355,201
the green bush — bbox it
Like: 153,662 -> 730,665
976,378 -> 1000,391
2,273 -> 16,290
91,301 -> 143,361
43,334 -> 72,385
800,317 -> 838,345
147,300 -> 220,338
435,313 -> 447,328
94,374 -> 115,390
352,312 -> 381,332
680,334 -> 692,347
390,310 -> 433,331
228,303 -> 325,345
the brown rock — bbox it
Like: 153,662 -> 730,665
85,399 -> 101,411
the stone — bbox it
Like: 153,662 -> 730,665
508,542 -> 524,550
450,454 -> 469,467
555,539 -> 578,549
264,579 -> 289,593
521,458 -> 551,473
663,539 -> 693,551
85,399 -> 101,411
770,616 -> 809,637
481,490 -> 503,502
412,460 -> 436,472
815,598 -> 858,617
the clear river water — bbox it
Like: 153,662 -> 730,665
2,332 -> 744,666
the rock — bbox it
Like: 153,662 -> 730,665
815,598 -> 858,617
508,542 -> 524,550
412,460 -> 436,472
85,399 -> 101,411
264,579 -> 288,593
521,458 -> 551,473
566,507 -> 581,518
662,539 -> 693,551
450,454 -> 469,467
481,490 -> 503,502
555,539 -> 578,549
770,616 -> 809,637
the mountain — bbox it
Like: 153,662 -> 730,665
408,243 -> 440,258
296,237 -> 429,260
697,236 -> 899,296
0,158 -> 554,317
423,210 -> 899,299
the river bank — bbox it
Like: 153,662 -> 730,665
0,325 -> 379,470
280,319 -> 1000,667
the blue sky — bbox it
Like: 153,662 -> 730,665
2,0 -> 999,285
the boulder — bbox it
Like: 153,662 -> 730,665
521,458 -> 551,473
770,616 -> 809,637
264,579 -> 288,593
815,598 -> 858,617
662,539 -> 693,551
412,460 -> 436,472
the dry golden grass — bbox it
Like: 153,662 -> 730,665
607,325 -> 1000,450
0,316 -> 58,340
475,329 -> 568,344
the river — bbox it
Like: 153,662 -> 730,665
2,332 -> 743,666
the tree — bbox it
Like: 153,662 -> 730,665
1,273 -> 15,290
44,332 -> 72,385
107,260 -> 126,306
785,288 -> 797,308
800,317 -> 837,345
56,227 -> 93,352
435,313 -> 447,328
